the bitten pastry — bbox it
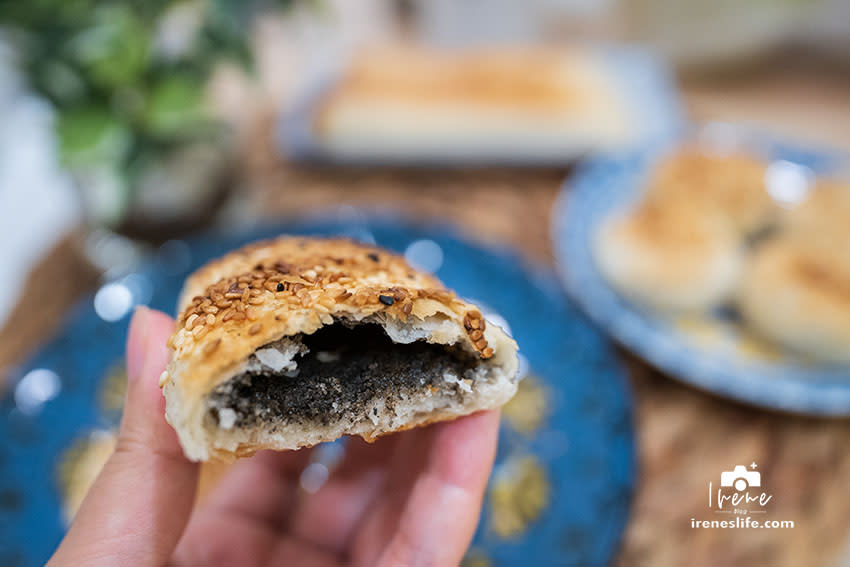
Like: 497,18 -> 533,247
162,237 -> 519,461
737,235 -> 850,364
312,45 -> 631,162
593,203 -> 744,312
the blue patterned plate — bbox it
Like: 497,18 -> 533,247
553,123 -> 850,416
0,217 -> 634,566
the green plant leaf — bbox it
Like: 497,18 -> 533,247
57,106 -> 131,167
68,5 -> 150,88
144,75 -> 210,138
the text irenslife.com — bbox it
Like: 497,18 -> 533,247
690,518 -> 795,529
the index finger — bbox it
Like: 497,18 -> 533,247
351,410 -> 501,567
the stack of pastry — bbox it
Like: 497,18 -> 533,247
593,148 -> 850,364
311,45 -> 631,162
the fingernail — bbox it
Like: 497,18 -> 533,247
127,306 -> 151,382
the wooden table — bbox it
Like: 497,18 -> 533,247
3,48 -> 850,566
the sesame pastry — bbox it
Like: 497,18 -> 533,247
162,237 -> 519,461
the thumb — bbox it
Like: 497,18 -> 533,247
51,307 -> 199,566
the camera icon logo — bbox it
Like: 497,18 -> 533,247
720,465 -> 761,492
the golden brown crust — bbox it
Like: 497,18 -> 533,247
317,47 -> 587,112
169,237 -> 494,363
593,201 -> 744,311
737,235 -> 850,362
312,45 -> 625,134
162,237 -> 516,460
781,178 -> 850,251
645,149 -> 776,235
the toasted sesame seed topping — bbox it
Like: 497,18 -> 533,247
172,237 -> 500,360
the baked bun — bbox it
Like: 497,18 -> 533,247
781,179 -> 850,250
737,235 -> 850,364
646,150 -> 776,235
593,203 -> 744,312
312,45 -> 630,162
162,237 -> 519,462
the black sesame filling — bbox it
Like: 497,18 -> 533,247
206,323 -> 480,428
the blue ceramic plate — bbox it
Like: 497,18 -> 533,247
0,217 -> 634,566
553,123 -> 850,416
278,46 -> 683,165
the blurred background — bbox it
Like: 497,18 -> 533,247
2,0 -> 850,565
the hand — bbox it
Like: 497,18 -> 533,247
50,307 -> 500,566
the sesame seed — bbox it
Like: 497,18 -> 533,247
172,238 -> 501,371
203,338 -> 221,355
